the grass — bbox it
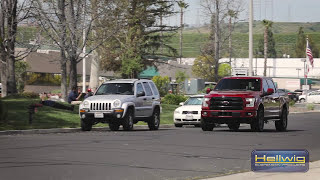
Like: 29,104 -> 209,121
0,97 -> 178,130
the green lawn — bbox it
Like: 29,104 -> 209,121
0,97 -> 178,130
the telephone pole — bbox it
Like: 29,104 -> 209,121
249,0 -> 253,76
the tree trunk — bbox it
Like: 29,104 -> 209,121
264,27 -> 268,77
7,54 -> 17,94
89,50 -> 100,90
214,0 -> 220,82
69,57 -> 78,90
179,7 -> 183,63
229,16 -> 232,64
0,53 -> 8,97
60,57 -> 67,101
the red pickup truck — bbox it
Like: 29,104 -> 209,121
201,76 -> 289,132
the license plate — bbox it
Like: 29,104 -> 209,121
185,115 -> 193,120
94,112 -> 104,118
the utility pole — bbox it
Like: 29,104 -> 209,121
82,2 -> 86,93
249,0 -> 253,76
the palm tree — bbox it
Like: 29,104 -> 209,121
177,1 -> 189,63
227,9 -> 238,64
262,20 -> 273,76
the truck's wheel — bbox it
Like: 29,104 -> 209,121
275,108 -> 288,131
228,122 -> 240,131
123,109 -> 134,131
251,108 -> 264,132
148,108 -> 160,130
201,118 -> 214,131
109,122 -> 120,131
175,124 -> 183,127
81,119 -> 92,131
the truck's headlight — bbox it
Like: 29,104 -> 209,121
83,101 -> 89,107
113,99 -> 121,108
202,98 -> 210,107
246,98 -> 255,107
174,110 -> 180,114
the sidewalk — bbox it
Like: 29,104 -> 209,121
206,160 -> 320,180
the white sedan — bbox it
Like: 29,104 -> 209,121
174,95 -> 204,127
306,91 -> 320,104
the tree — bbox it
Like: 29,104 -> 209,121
261,20 -> 273,76
227,9 -> 238,64
152,75 -> 170,97
295,27 -> 319,58
218,63 -> 231,77
177,0 -> 189,63
192,55 -> 216,82
175,70 -> 188,84
258,28 -> 276,58
15,61 -> 29,93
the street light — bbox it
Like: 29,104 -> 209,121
296,68 -> 301,78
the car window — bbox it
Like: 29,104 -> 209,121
184,97 -> 204,105
149,82 -> 159,96
136,83 -> 144,94
267,79 -> 276,91
143,82 -> 153,96
263,79 -> 269,93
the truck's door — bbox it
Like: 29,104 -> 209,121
262,79 -> 272,117
267,79 -> 281,117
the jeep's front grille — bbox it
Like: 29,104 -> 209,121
209,97 -> 243,110
182,111 -> 198,114
90,102 -> 112,111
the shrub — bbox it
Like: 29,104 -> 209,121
307,104 -> 315,111
0,100 -> 8,122
6,92 -> 39,99
289,100 -> 295,106
162,94 -> 188,105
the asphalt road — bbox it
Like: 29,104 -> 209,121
1,112 -> 320,180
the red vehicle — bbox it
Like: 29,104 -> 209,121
201,76 -> 289,132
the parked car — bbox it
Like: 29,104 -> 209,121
305,91 -> 320,104
278,89 -> 299,101
299,90 -> 316,103
79,79 -> 161,131
201,76 -> 289,132
174,95 -> 204,127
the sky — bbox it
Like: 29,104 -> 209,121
166,0 -> 320,26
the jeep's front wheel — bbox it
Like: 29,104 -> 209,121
275,108 -> 288,131
148,108 -> 160,130
228,122 -> 240,131
251,108 -> 264,132
109,122 -> 120,131
123,109 -> 134,131
81,119 -> 92,131
201,118 -> 214,131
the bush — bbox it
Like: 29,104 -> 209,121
162,94 -> 188,105
5,92 -> 39,99
0,100 -> 8,122
307,104 -> 315,111
289,100 -> 295,106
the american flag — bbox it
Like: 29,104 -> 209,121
306,39 -> 314,68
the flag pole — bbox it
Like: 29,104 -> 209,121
305,37 -> 308,86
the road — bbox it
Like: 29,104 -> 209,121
1,112 -> 320,180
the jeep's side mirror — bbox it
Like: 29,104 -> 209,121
137,91 -> 145,97
179,102 -> 184,106
266,88 -> 274,95
206,88 -> 211,94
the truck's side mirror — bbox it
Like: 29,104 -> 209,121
266,88 -> 274,95
137,91 -> 145,97
206,88 -> 211,94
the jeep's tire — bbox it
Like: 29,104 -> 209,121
251,108 -> 264,132
201,118 -> 214,131
109,122 -> 120,131
175,124 -> 183,127
275,108 -> 288,131
123,109 -> 134,131
81,119 -> 92,131
148,108 -> 160,130
228,122 -> 240,131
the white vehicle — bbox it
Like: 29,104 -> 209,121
174,95 -> 204,127
299,90 -> 319,103
306,91 -> 320,104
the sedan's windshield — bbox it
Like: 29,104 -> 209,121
214,79 -> 261,91
184,97 -> 204,105
95,83 -> 134,95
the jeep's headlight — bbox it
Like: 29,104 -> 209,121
246,98 -> 255,107
174,110 -> 180,114
83,101 -> 89,108
113,99 -> 121,108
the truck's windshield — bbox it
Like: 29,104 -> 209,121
214,78 -> 261,91
95,83 -> 134,95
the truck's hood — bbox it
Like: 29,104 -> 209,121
85,95 -> 135,102
209,91 -> 261,97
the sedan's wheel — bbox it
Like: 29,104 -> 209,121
81,119 -> 92,131
300,98 -> 305,103
228,122 -> 240,131
251,108 -> 264,132
174,124 -> 183,127
148,108 -> 160,130
123,109 -> 134,131
109,122 -> 120,131
275,108 -> 288,131
201,118 -> 214,131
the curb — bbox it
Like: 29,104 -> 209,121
0,124 -> 176,136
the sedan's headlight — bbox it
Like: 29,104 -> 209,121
174,110 -> 180,114
83,101 -> 89,107
246,98 -> 255,107
113,99 -> 121,108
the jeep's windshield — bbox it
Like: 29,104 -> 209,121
184,97 -> 204,105
95,83 -> 134,95
214,79 -> 261,91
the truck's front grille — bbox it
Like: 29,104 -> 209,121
90,102 -> 112,111
209,97 -> 243,110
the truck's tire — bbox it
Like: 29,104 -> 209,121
275,108 -> 288,131
251,108 -> 264,132
175,124 -> 183,127
228,122 -> 240,131
109,122 -> 120,131
123,108 -> 134,131
148,108 -> 160,130
81,119 -> 92,131
201,118 -> 214,131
